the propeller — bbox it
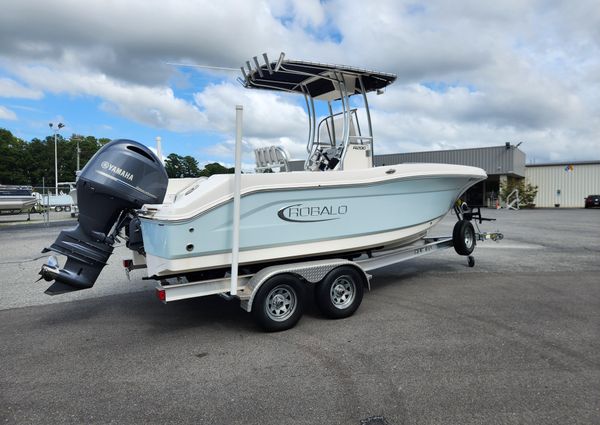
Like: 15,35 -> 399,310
37,255 -> 60,282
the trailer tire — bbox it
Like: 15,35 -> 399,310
316,266 -> 364,319
64,206 -> 71,212
252,274 -> 304,332
453,220 -> 476,256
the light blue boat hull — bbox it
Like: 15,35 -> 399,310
140,174 -> 479,272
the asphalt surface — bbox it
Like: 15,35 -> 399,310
0,209 -> 599,424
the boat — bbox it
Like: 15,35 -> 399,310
39,53 -> 487,295
0,185 -> 37,214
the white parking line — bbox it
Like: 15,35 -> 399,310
479,243 -> 544,249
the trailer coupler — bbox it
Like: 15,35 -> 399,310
476,231 -> 504,242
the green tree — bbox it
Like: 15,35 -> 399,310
0,128 -> 109,187
199,162 -> 235,177
69,134 -> 110,174
0,129 -> 29,184
164,153 -> 185,178
181,156 -> 202,177
164,155 -> 232,178
25,137 -> 53,187
0,128 -> 239,186
500,178 -> 538,207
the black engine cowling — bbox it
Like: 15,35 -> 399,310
40,139 -> 168,295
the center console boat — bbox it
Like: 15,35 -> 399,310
38,53 -> 491,330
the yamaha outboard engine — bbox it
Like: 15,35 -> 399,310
39,139 -> 168,295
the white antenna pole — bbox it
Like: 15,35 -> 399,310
155,136 -> 162,162
230,105 -> 243,296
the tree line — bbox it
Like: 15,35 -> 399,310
164,153 -> 234,178
0,128 -> 234,187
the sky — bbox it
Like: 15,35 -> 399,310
0,0 -> 599,169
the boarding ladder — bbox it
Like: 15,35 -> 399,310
506,189 -> 520,210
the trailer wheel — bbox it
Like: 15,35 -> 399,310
252,274 -> 304,332
54,206 -> 63,212
453,220 -> 476,255
316,266 -> 364,319
64,206 -> 71,212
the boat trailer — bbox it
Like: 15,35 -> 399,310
125,208 -> 503,332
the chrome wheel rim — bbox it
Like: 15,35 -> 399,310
330,276 -> 355,309
464,226 -> 474,249
265,284 -> 296,322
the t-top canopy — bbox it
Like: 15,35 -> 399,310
240,53 -> 397,100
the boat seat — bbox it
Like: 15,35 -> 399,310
254,146 -> 290,172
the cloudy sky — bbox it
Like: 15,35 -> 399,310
1,0 -> 599,167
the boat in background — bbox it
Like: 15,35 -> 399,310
39,53 -> 486,295
0,185 -> 37,215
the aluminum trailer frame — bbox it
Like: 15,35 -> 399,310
149,233 -> 496,309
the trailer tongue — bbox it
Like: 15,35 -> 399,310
39,139 -> 168,295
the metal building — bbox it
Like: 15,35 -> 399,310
288,144 -> 525,206
373,144 -> 525,206
525,161 -> 600,208
287,144 -> 599,208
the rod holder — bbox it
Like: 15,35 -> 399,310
275,52 -> 285,72
262,53 -> 272,74
253,56 -> 263,77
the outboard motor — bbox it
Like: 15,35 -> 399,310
39,139 -> 168,295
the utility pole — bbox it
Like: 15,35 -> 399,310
76,138 -> 80,172
71,136 -> 83,174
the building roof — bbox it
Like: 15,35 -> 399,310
526,160 -> 600,167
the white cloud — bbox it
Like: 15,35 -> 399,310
1,0 -> 599,163
0,0 -> 337,84
14,65 -> 207,132
0,77 -> 43,99
193,83 -> 307,138
290,0 -> 326,28
0,106 -> 17,120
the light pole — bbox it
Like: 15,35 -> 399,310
49,122 -> 65,195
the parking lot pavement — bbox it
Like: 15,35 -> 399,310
0,210 -> 76,228
0,209 -> 599,424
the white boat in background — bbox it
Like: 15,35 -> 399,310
40,53 -> 488,305
40,191 -> 76,212
0,185 -> 37,214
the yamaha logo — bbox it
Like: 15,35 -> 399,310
278,203 -> 348,223
99,161 -> 134,181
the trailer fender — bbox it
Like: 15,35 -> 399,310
241,259 -> 370,313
